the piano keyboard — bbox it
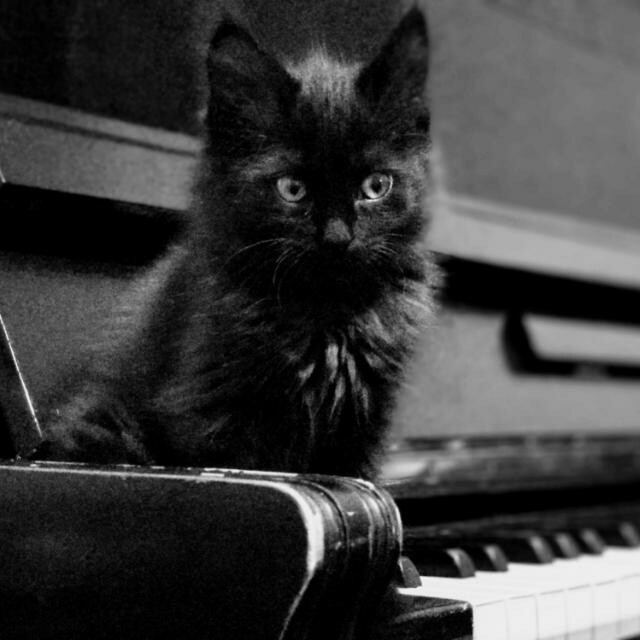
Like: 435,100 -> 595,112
395,507 -> 640,640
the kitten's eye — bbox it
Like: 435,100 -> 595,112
360,173 -> 393,200
276,176 -> 307,203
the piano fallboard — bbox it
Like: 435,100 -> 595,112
0,462 -> 400,640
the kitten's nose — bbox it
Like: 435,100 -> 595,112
322,218 -> 354,248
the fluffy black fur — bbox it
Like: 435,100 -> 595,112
35,8 -> 438,479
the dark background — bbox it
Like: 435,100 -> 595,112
0,0 -> 408,134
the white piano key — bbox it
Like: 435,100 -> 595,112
509,559 -> 618,640
564,585 -> 592,640
399,545 -> 640,640
453,572 -> 538,640
516,553 -> 640,640
475,569 -> 567,640
400,576 -> 511,640
618,575 -> 640,639
486,574 -> 590,640
471,577 -> 540,640
557,551 -> 640,639
592,582 -> 618,640
622,577 -> 640,637
505,592 -> 539,640
598,548 -> 640,638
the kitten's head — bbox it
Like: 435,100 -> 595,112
200,8 -> 431,309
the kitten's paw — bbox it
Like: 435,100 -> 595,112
34,420 -> 151,465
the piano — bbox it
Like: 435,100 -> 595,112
2,1 -> 640,638
375,436 -> 640,640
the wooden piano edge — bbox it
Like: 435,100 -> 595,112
0,461 -> 408,640
372,590 -> 472,640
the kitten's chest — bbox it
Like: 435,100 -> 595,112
291,321 -> 401,424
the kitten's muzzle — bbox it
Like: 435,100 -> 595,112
321,217 -> 354,249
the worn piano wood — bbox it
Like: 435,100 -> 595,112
0,461 -> 404,640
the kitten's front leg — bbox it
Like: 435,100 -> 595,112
32,420 -> 150,465
32,389 -> 152,465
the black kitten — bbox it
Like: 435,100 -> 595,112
36,8 -> 438,479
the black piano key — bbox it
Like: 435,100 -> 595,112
594,521 -> 640,548
513,518 -> 606,556
394,556 -> 422,588
558,514 -> 640,548
404,536 -> 508,572
372,592 -> 473,640
571,527 -> 606,554
534,506 -> 640,544
483,532 -> 555,564
434,530 -> 555,564
508,529 -> 581,559
406,547 -> 476,578
466,543 -> 509,572
492,522 -> 581,559
542,531 -> 581,558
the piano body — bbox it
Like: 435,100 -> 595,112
2,1 -> 640,638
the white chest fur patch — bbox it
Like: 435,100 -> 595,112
296,331 -> 375,430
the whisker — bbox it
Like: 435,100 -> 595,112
272,246 -> 297,289
220,237 -> 290,272
234,251 -> 277,291
275,246 -> 309,307
367,242 -> 405,283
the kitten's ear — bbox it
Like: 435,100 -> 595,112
356,7 -> 429,108
206,18 -> 297,141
